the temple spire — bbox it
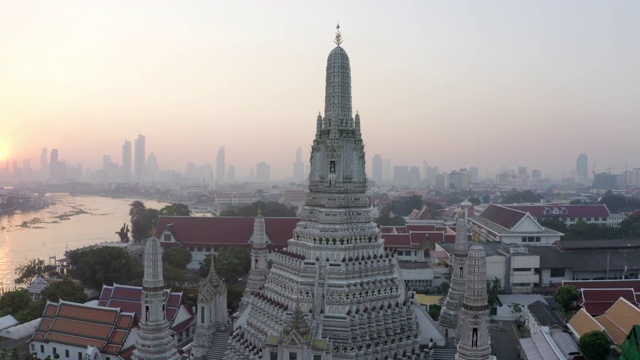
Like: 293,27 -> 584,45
334,23 -> 343,46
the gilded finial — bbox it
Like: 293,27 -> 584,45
258,203 -> 262,216
334,23 -> 343,46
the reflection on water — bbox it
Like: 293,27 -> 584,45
0,194 -> 168,290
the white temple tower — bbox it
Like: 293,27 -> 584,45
133,237 -> 179,360
439,219 -> 469,340
456,245 -> 492,360
192,257 -> 228,358
227,25 -> 419,360
239,211 -> 271,311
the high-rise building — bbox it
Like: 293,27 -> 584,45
577,153 -> 588,184
227,165 -> 236,183
293,147 -> 304,182
216,147 -> 225,185
49,149 -> 60,180
228,26 -> 419,359
372,154 -> 382,183
256,162 -> 271,183
122,140 -> 132,181
382,158 -> 391,182
468,166 -> 479,183
408,166 -> 421,186
393,165 -> 410,185
40,148 -> 48,179
134,134 -> 145,181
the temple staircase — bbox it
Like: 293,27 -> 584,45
205,329 -> 229,360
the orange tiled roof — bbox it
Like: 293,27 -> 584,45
31,301 -> 134,356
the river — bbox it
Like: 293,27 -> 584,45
0,194 -> 169,290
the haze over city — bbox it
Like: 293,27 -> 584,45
1,1 -> 639,180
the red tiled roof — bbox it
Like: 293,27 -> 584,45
98,284 -> 192,334
155,216 -> 300,247
563,279 -> 640,293
505,204 -> 610,218
406,225 -> 437,232
31,301 -> 134,356
580,288 -> 639,316
381,234 -> 411,247
479,204 -> 527,230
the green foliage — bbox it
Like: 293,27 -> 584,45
219,201 -> 296,217
540,214 -> 640,240
579,331 -> 610,360
439,282 -> 450,294
129,201 -> 160,242
199,249 -> 251,284
375,211 -> 406,227
227,284 -> 245,313
0,289 -> 31,316
500,190 -> 542,204
159,203 -> 191,216
482,194 -> 491,204
14,258 -> 58,285
538,219 -> 567,233
69,247 -> 142,289
599,192 -> 640,213
15,299 -> 46,323
554,285 -> 580,313
468,197 -> 481,206
162,247 -> 192,270
487,277 -> 501,307
428,304 -> 441,320
40,277 -> 88,303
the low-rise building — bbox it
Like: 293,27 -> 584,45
468,204 -> 563,246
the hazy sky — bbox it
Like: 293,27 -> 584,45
1,1 -> 639,180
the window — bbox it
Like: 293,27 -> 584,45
314,356 -> 322,360
570,217 -> 575,221
78,353 -> 82,360
53,347 -> 57,355
40,345 -> 44,353
164,234 -> 171,242
513,268 -> 531,272
535,237 -> 541,242
289,353 -> 298,360
65,350 -> 70,358
270,352 -> 278,360
31,345 -> 35,352
550,268 -> 565,277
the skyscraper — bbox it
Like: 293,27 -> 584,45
293,147 -> 304,181
216,147 -> 225,185
40,148 -> 48,179
577,153 -> 588,184
256,161 -> 271,183
372,154 -> 382,183
134,134 -> 145,181
228,26 -> 418,359
122,139 -> 132,181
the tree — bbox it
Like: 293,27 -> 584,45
439,282 -> 450,294
159,203 -> 191,217
162,247 -> 192,270
468,197 -> 481,206
40,277 -> 88,303
481,194 -> 491,204
500,190 -> 542,204
69,247 -> 142,289
0,289 -> 31,316
554,285 -> 580,314
487,277 -> 501,307
199,249 -> 251,284
14,258 -> 58,285
579,331 -> 610,360
129,201 -> 160,242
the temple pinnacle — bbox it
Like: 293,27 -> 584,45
334,23 -> 343,46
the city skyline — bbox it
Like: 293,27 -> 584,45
1,1 -> 639,180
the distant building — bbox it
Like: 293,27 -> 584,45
372,154 -> 382,183
393,165 -> 409,185
293,147 -> 304,182
122,140 -> 132,182
216,147 -> 225,185
134,134 -> 145,181
449,169 -> 470,190
504,204 -> 613,227
256,161 -> 271,183
577,153 -> 588,184
593,172 -> 618,190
